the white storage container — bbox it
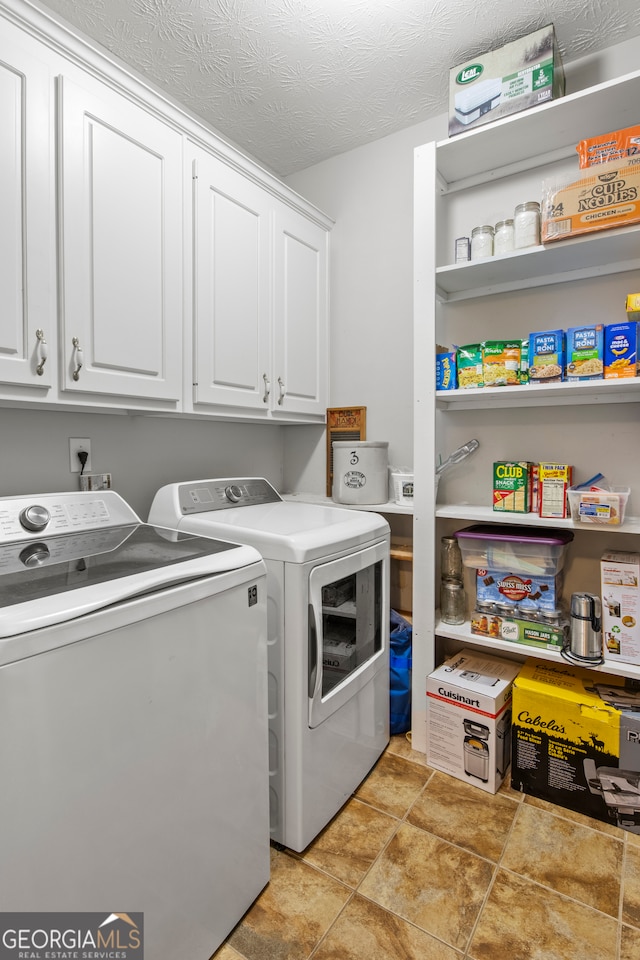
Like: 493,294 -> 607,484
332,441 -> 389,505
454,524 -> 574,577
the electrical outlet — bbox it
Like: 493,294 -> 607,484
69,437 -> 92,473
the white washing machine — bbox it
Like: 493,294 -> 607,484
0,490 -> 269,960
149,477 -> 390,852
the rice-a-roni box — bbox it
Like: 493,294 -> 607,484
448,25 -> 565,137
426,649 -> 520,794
511,659 -> 640,832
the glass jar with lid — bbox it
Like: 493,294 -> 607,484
494,218 -> 515,255
514,202 -> 541,249
440,578 -> 466,625
470,224 -> 494,260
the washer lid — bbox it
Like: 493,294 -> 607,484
149,480 -> 389,563
0,491 -> 262,638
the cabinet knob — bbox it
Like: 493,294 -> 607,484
277,377 -> 286,405
71,337 -> 84,381
35,329 -> 48,376
262,373 -> 270,403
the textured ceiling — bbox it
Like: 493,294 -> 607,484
32,0 -> 640,176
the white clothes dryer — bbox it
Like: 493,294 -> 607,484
0,490 -> 269,960
149,477 -> 390,852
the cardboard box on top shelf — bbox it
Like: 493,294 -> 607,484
448,25 -> 564,137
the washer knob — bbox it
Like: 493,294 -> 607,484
19,504 -> 51,532
224,484 -> 243,503
19,542 -> 51,567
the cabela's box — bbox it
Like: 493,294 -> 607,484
512,659 -> 640,833
448,25 -> 565,137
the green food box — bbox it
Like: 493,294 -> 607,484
493,461 -> 534,513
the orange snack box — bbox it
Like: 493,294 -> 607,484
542,161 -> 640,243
577,124 -> 640,168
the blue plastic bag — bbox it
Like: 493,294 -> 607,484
389,609 -> 412,735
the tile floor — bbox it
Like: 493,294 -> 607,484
212,734 -> 640,960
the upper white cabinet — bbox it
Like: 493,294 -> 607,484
57,76 -> 183,405
0,0 -> 332,420
191,148 -> 271,412
412,67 -> 640,752
191,143 -> 331,421
272,203 -> 329,418
0,29 -> 53,393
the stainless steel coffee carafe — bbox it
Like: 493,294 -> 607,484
570,593 -> 602,660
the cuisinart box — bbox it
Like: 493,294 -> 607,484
512,659 -> 640,833
602,551 -> 640,665
426,649 -> 520,793
448,25 -> 565,137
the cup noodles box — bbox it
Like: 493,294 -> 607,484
565,324 -> 604,380
426,650 -> 521,793
601,551 -> 640,666
448,25 -> 565,137
528,329 -> 565,383
577,124 -> 640,169
541,160 -> 640,242
511,659 -> 640,833
604,322 -> 638,379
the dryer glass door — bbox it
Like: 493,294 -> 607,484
308,539 -> 389,728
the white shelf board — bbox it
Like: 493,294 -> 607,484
435,618 -> 640,681
436,377 -> 640,410
282,493 -> 413,515
435,503 -> 640,535
435,69 -> 640,188
435,226 -> 640,301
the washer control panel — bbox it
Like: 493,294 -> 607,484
177,478 -> 282,514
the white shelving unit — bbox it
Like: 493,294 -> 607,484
412,67 -> 640,755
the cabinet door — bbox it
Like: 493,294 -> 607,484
0,35 -> 52,390
58,77 -> 182,403
273,205 -> 329,417
192,149 -> 271,410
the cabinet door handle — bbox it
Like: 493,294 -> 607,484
277,376 -> 286,405
71,337 -> 84,381
262,373 -> 270,403
35,329 -> 48,376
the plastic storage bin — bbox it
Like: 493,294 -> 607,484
567,486 -> 630,526
454,525 -> 574,577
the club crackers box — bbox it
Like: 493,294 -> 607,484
427,649 -> 520,793
493,461 -> 535,513
448,25 -> 565,137
512,659 -> 640,833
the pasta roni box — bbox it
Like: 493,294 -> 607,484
511,659 -> 640,832
528,329 -> 565,383
565,324 -> 604,380
427,649 -> 521,793
448,25 -> 564,137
